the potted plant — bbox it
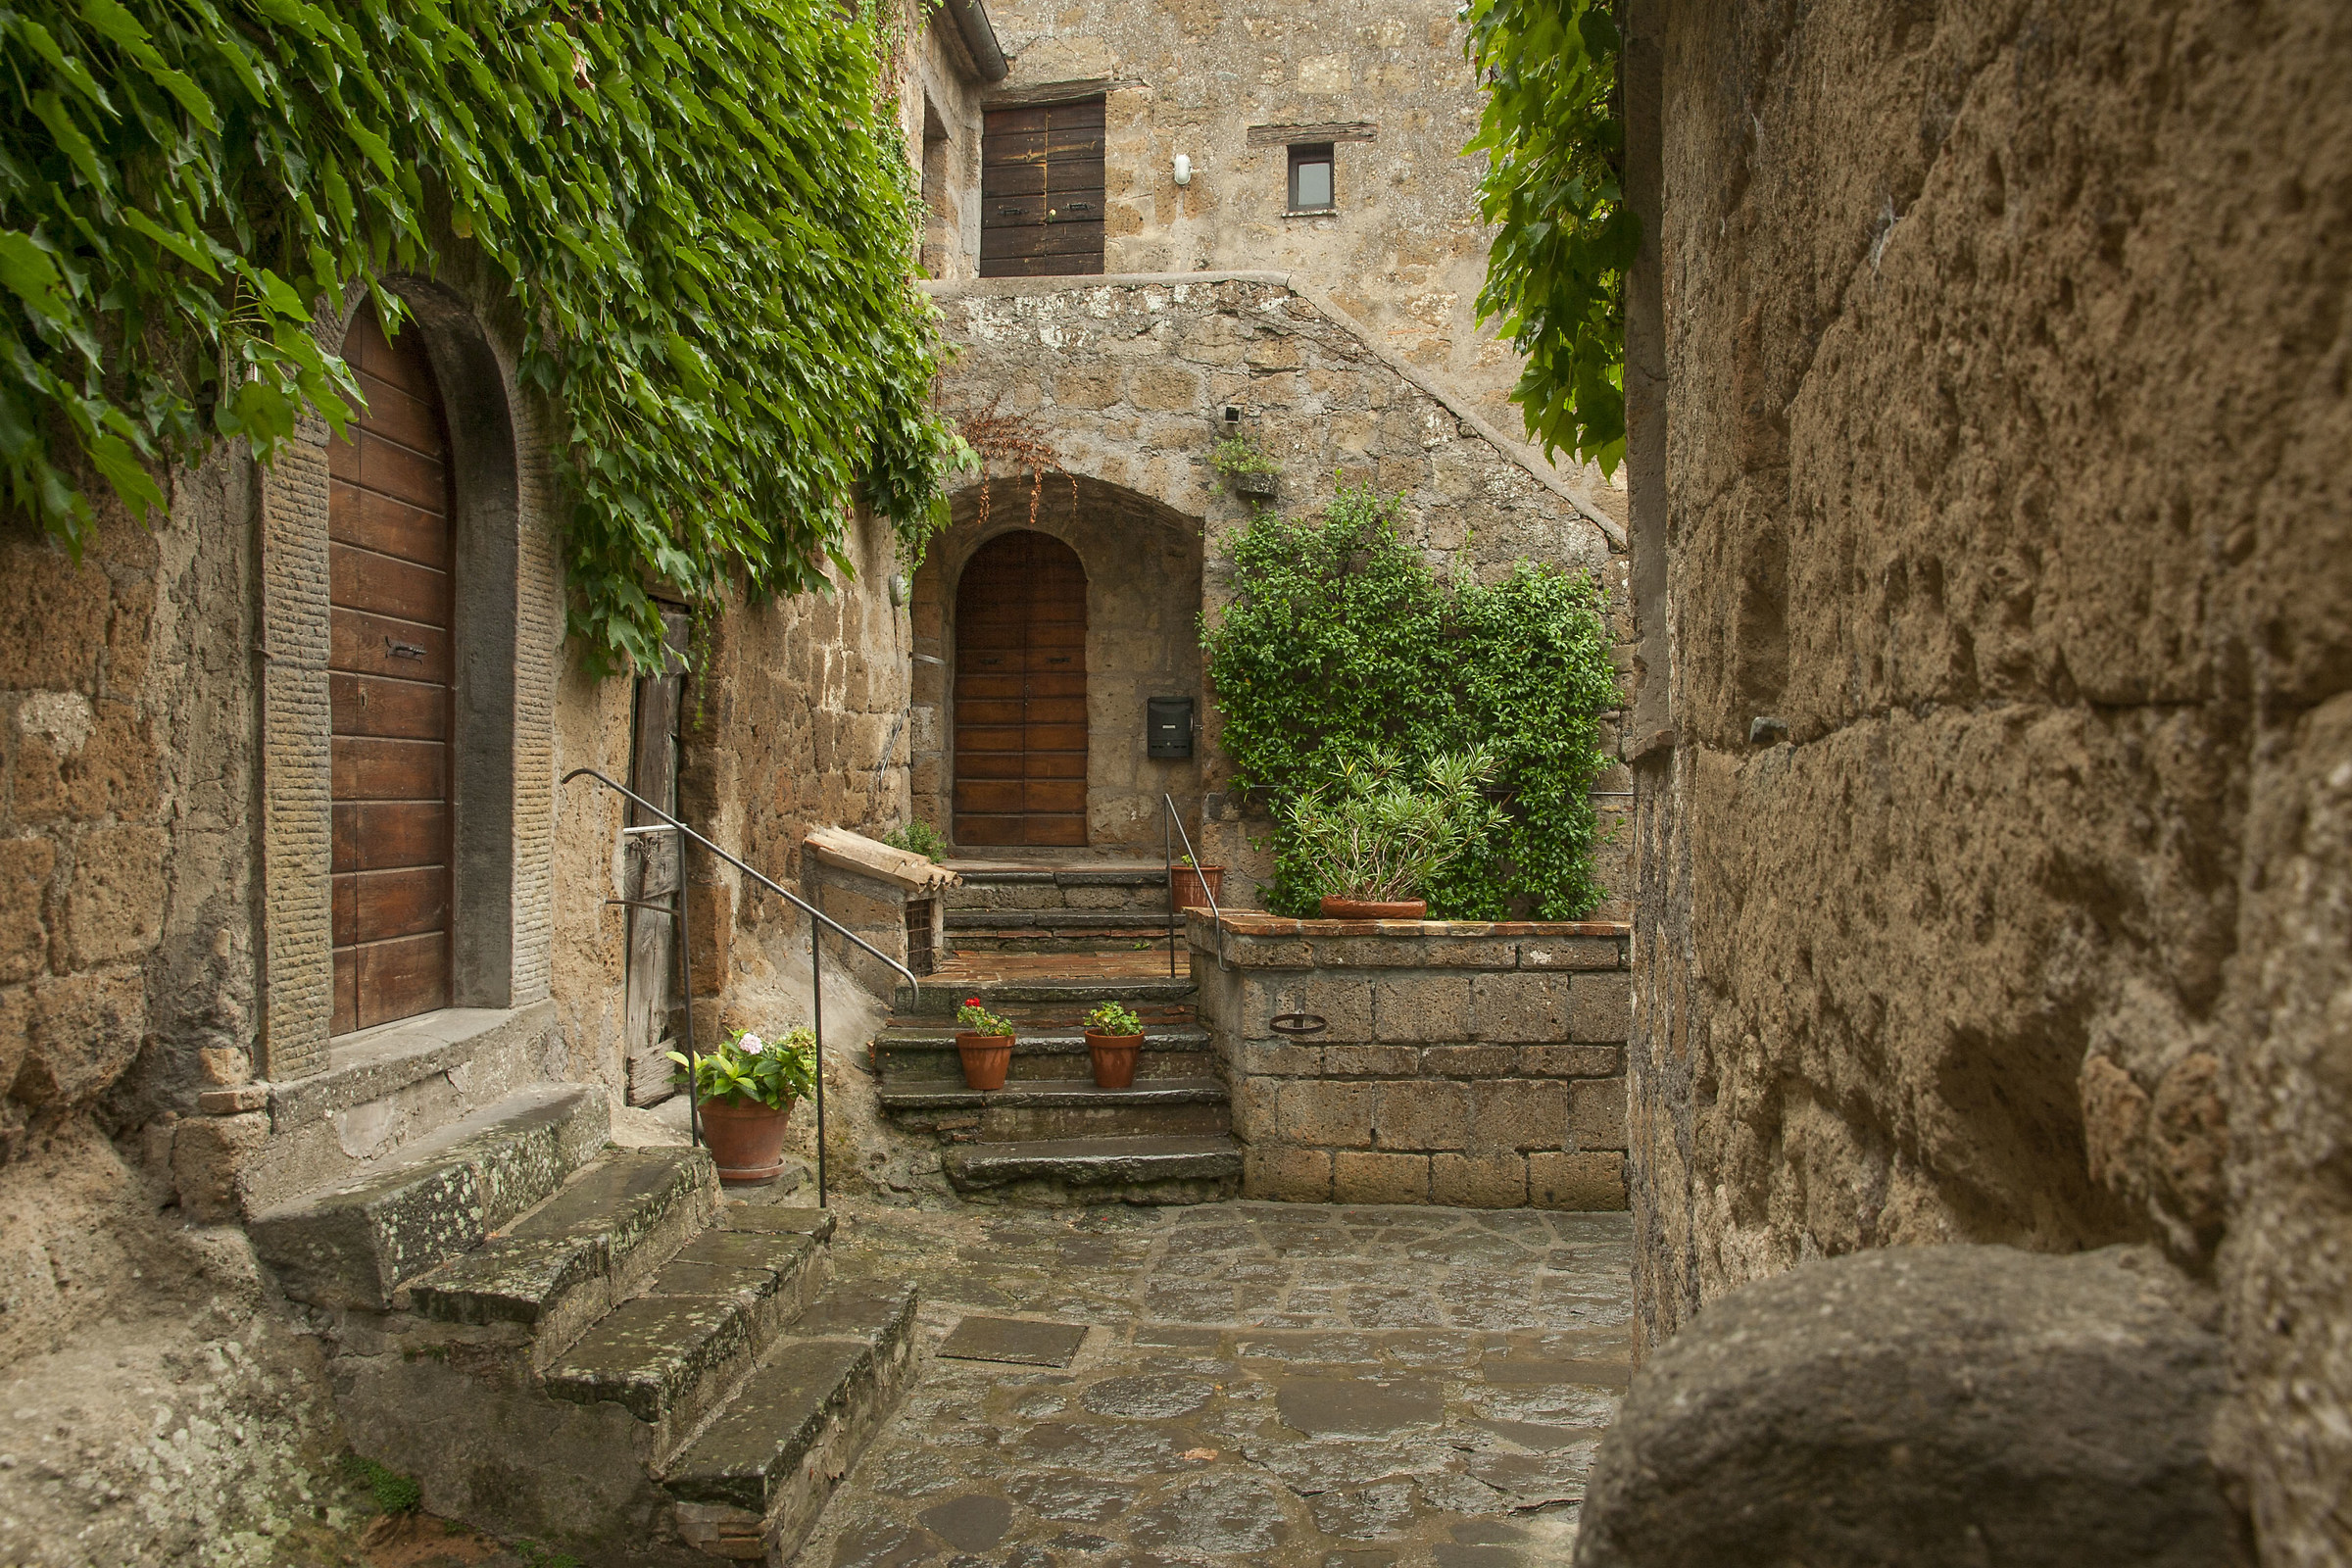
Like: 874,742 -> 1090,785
1084,1001 -> 1145,1089
1211,434 -> 1279,499
1282,746 -> 1503,919
1170,853 -> 1225,913
668,1026 -> 816,1185
955,997 -> 1016,1091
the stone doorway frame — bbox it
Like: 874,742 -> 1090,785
255,276 -> 560,1082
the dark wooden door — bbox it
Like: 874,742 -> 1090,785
327,301 -> 454,1034
954,531 -> 1089,846
623,608 -> 689,1105
980,98 -> 1105,278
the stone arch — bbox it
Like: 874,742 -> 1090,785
910,473 -> 1207,853
257,276 -> 546,1077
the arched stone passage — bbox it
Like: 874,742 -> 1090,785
909,473 -> 1206,854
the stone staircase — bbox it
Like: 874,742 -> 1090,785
248,1083 -> 913,1564
941,863 -> 1181,955
875,866 -> 1242,1201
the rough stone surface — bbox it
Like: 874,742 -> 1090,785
1573,1246 -> 2250,1568
1195,916 -> 1631,1208
798,1198 -> 1634,1564
1622,4 -> 2352,1556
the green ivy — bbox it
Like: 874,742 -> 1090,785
1200,485 -> 1620,919
1463,0 -> 1635,474
0,0 -> 956,675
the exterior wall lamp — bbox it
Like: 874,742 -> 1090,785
1172,154 -> 1192,186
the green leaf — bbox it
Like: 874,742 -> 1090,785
0,233 -> 74,324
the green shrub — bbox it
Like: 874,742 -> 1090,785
1200,484 -> 1620,918
882,819 -> 949,862
669,1025 -> 816,1111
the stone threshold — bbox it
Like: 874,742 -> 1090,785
266,1000 -> 560,1134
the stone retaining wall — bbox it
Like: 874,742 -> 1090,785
1188,911 -> 1630,1209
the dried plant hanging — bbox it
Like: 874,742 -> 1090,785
953,398 -> 1076,531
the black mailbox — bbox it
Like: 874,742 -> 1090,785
1148,697 -> 1195,759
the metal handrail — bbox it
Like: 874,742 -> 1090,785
1163,792 -> 1223,979
564,766 -> 921,1207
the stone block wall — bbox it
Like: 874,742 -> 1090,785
1189,911 -> 1630,1208
1623,1 -> 2352,1554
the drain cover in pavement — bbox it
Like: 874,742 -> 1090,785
938,1315 -> 1089,1366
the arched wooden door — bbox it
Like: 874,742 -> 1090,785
954,531 -> 1088,846
327,301 -> 456,1033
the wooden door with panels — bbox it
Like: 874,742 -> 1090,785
327,301 -> 455,1034
979,98 -> 1105,277
953,531 -> 1089,846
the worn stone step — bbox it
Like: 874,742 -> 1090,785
539,1213 -> 834,1461
946,909 -> 1174,930
873,1028 -> 1213,1087
891,977 -> 1199,1018
941,1134 -> 1244,1205
664,1278 -> 921,1561
249,1083 -> 609,1308
880,1075 -> 1233,1141
404,1147 -> 720,1356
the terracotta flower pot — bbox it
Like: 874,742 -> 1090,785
1319,896 -> 1428,920
956,1031 -> 1013,1091
1086,1030 -> 1142,1090
1171,864 -> 1225,912
696,1096 -> 794,1185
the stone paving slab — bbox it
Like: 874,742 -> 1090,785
796,1199 -> 1634,1565
938,1316 -> 1092,1367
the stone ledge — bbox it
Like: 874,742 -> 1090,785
267,1001 -> 561,1133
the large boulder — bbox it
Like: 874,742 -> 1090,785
1573,1245 -> 2251,1567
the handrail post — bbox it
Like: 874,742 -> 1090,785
1164,792 -> 1224,973
810,880 -> 828,1209
676,837 -> 700,1150
1165,797 -> 1176,980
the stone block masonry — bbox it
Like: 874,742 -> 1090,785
1187,911 -> 1631,1209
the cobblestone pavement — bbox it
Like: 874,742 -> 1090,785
797,1200 -> 1635,1566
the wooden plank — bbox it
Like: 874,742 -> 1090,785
1024,697 -> 1087,724
954,814 -> 1026,845
981,221 -> 1107,261
1023,780 -> 1087,813
1025,816 -> 1089,847
980,161 -> 1112,198
356,429 -> 447,512
954,752 -> 1023,780
958,699 -> 1026,725
331,672 -> 448,742
330,482 -> 450,567
981,189 -> 1106,227
351,370 -> 443,456
622,605 -> 688,1101
979,125 -> 1107,166
956,725 -> 1026,753
343,303 -> 437,398
352,802 -> 449,871
331,546 -> 449,626
357,933 -> 449,1028
955,780 -> 1025,813
354,866 -> 449,944
330,607 -> 453,683
1023,672 -> 1088,698
332,874 -> 358,946
1025,723 -> 1089,751
955,674 -> 1026,700
979,252 -> 1106,279
333,806 -> 358,874
1024,752 -> 1089,779
332,737 -> 445,802
983,104 -> 1053,136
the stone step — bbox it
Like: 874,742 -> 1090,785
941,1134 -> 1244,1205
539,1207 -> 837,1463
248,1083 -> 609,1308
948,929 -> 1182,956
946,909 -> 1174,930
879,1075 -> 1233,1141
403,1146 -> 720,1360
891,977 -> 1198,1020
873,1027 -> 1214,1087
663,1277 -> 921,1561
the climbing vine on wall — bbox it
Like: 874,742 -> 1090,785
1201,485 -> 1621,919
0,0 -> 958,675
1463,0 -> 1636,474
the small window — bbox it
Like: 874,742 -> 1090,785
1288,143 -> 1335,212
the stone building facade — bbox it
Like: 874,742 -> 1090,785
1615,2 -> 2352,1560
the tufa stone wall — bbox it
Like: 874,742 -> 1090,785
927,273 -> 1634,896
1190,911 -> 1630,1208
1625,1 -> 2352,1557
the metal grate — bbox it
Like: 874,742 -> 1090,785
906,898 -> 937,975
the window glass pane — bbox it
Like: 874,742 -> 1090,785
1294,154 -> 1333,210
